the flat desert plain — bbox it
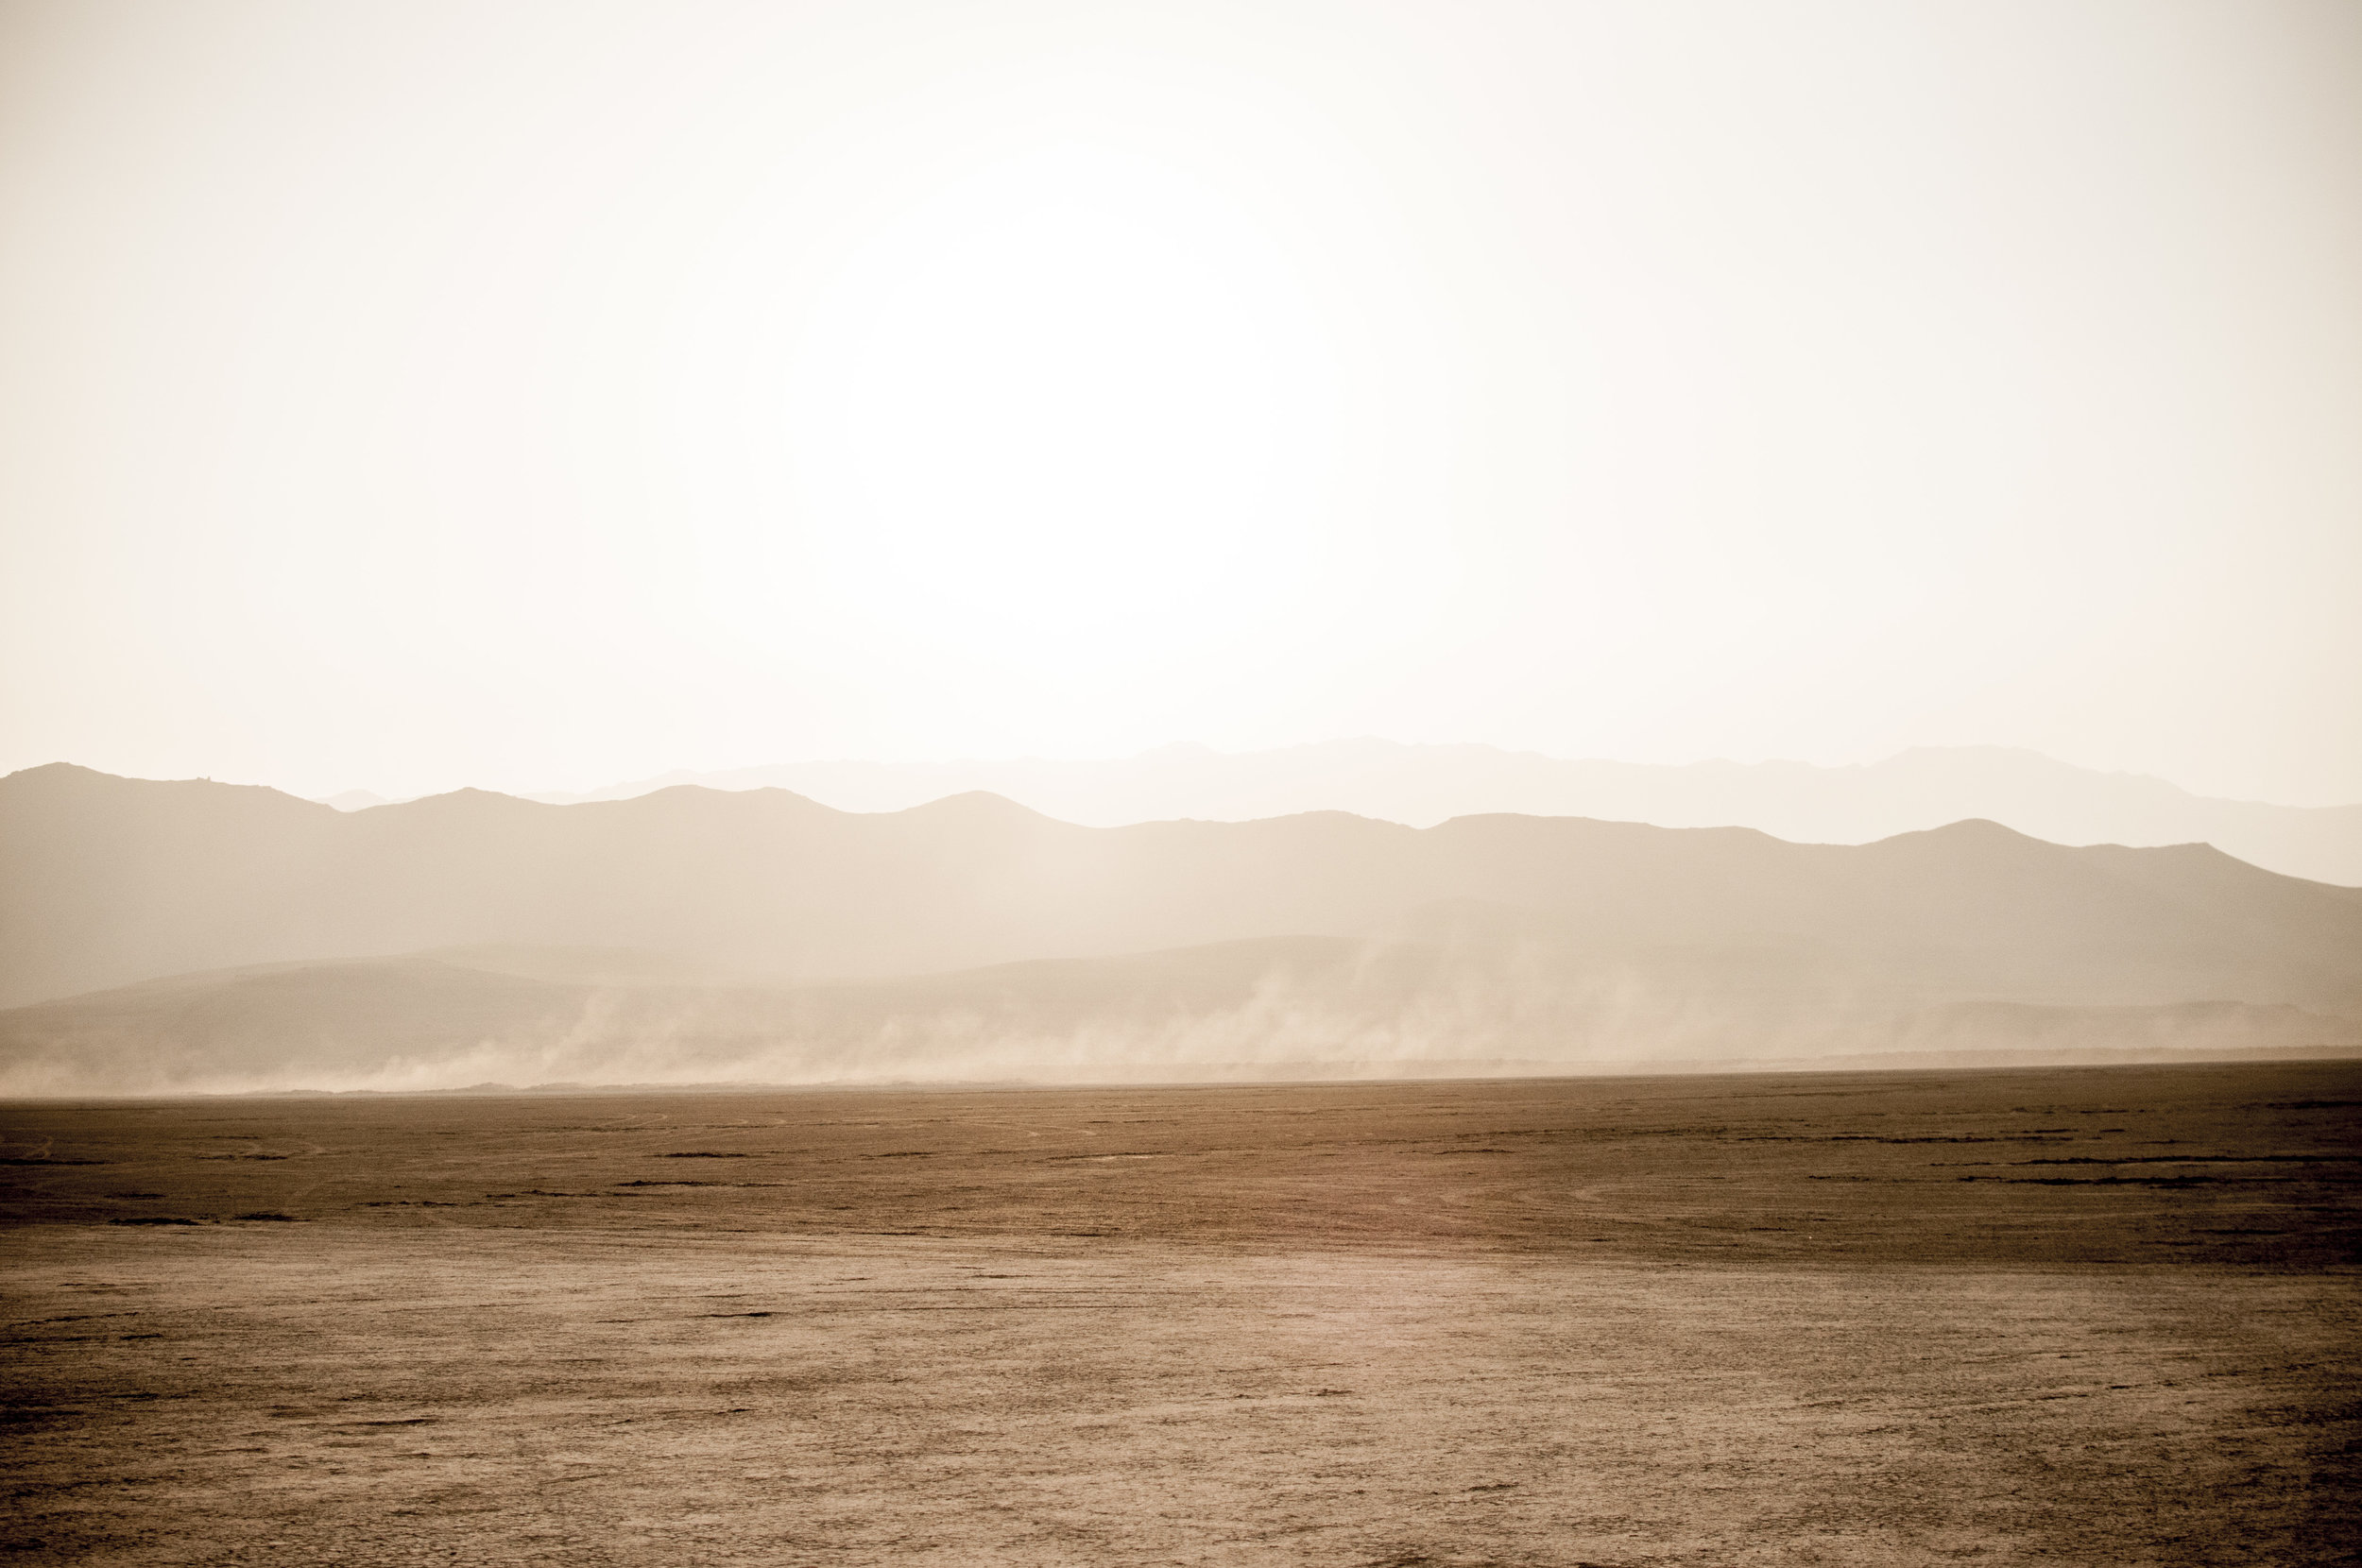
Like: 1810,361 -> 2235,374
5,1062 -> 2357,1566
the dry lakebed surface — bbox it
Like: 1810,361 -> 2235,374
4,1061 -> 2357,1566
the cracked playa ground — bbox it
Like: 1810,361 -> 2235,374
4,1062 -> 2357,1565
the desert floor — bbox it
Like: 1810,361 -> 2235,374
5,1062 -> 2357,1566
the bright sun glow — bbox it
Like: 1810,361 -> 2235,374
2,1 -> 2356,797
784,145 -> 1340,663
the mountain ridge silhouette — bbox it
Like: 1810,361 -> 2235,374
434,741 -> 2362,885
7,761 -> 2356,1010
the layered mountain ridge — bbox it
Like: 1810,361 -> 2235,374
498,741 -> 2362,885
4,762 -> 2357,1093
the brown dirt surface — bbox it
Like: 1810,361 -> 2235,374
4,1061 -> 2358,1565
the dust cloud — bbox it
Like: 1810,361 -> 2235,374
6,943 -> 2351,1098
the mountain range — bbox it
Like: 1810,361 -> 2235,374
5,762 -> 2358,1093
377,741 -> 2362,887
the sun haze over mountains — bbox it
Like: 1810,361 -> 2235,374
2,2 -> 2356,1093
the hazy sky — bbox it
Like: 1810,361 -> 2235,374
4,0 -> 2357,805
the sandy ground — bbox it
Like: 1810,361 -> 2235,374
5,1063 -> 2357,1565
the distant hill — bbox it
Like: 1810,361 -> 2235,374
512,741 -> 2362,886
3,762 -> 2358,1092
4,937 -> 2356,1097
